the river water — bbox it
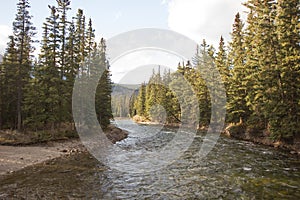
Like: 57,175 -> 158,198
0,120 -> 299,199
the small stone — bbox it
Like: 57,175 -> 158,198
290,151 -> 297,154
243,167 -> 252,171
273,141 -> 281,148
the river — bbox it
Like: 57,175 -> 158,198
0,120 -> 299,199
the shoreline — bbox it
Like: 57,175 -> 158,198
1,120 -> 299,176
0,125 -> 128,176
223,129 -> 300,155
0,139 -> 85,176
133,118 -> 300,155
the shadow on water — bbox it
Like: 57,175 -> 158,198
0,120 -> 299,199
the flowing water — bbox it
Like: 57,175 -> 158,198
0,120 -> 299,199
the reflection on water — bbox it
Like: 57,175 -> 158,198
0,120 -> 299,199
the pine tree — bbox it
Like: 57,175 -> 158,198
23,61 -> 43,129
193,40 -> 213,126
56,0 -> 71,123
0,36 -> 18,129
182,65 -> 205,126
215,36 -> 229,91
57,0 -> 71,79
150,66 -> 167,123
136,83 -> 146,117
65,21 -> 77,95
163,69 -> 180,123
243,0 -> 277,128
271,0 -> 300,140
12,0 -> 36,131
86,18 -> 95,75
74,9 -> 86,70
28,6 -> 61,129
243,6 -> 258,128
95,38 -> 113,129
215,36 -> 230,122
145,70 -> 157,118
129,90 -> 138,117
148,67 -> 168,123
227,12 -> 250,123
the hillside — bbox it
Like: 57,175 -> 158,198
111,84 -> 138,118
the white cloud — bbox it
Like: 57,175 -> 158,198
166,0 -> 246,47
0,25 -> 12,54
111,49 -> 180,84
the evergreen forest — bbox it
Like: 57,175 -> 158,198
0,0 -> 299,145
0,0 -> 112,135
130,0 -> 300,143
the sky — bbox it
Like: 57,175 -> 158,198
0,0 -> 246,83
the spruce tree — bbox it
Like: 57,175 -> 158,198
29,6 -> 61,129
12,0 -> 36,131
215,36 -> 229,92
145,70 -> 157,118
0,36 -> 18,129
271,0 -> 300,140
56,0 -> 71,123
65,21 -> 77,95
129,90 -> 137,117
86,18 -> 96,75
227,12 -> 250,123
74,9 -> 86,69
215,36 -> 230,122
95,39 -> 113,129
243,0 -> 276,128
193,40 -> 213,126
163,69 -> 180,123
136,83 -> 146,117
57,0 -> 71,79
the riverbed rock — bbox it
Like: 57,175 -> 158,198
105,125 -> 128,144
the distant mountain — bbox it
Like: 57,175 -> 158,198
112,84 -> 138,96
111,84 -> 138,118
